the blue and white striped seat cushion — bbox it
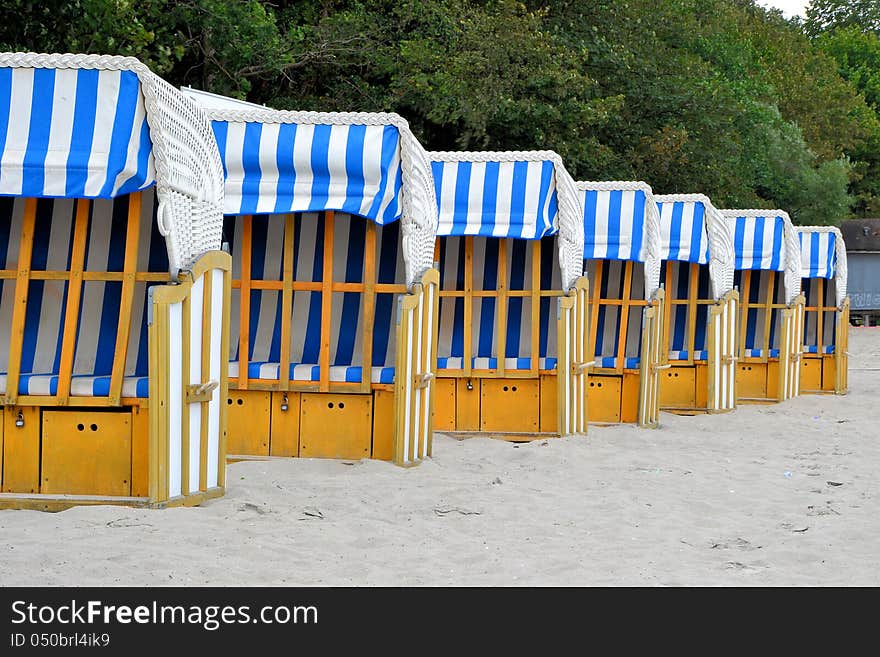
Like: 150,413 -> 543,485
744,349 -> 780,358
228,361 -> 395,384
436,236 -> 562,369
668,351 -> 708,361
227,211 -> 404,381
595,356 -> 641,369
0,374 -> 150,397
436,357 -> 557,370
0,66 -> 154,199
0,191 -> 166,397
803,345 -> 834,355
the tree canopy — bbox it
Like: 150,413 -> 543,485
1,0 -> 878,225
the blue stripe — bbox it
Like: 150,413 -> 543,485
373,221 -> 399,365
65,69 -> 99,197
480,162 -> 500,237
826,233 -> 836,278
431,161 -> 443,205
0,197 -> 12,268
302,213 -> 325,363
116,118 -> 152,196
453,162 -> 473,235
336,218 -> 366,365
478,239 -> 499,356
98,71 -> 140,197
672,264 -> 689,351
309,124 -> 332,211
769,218 -> 783,271
509,161 -> 528,238
506,240 -> 526,357
751,217 -> 766,270
669,202 -> 683,260
22,68 -> 56,197
341,125 -> 366,216
606,190 -> 622,260
810,232 -> 820,278
450,239 -> 466,357
365,125 -> 398,224
274,122 -> 296,213
239,122 -> 264,215
212,121 -> 229,178
382,129 -> 403,224
631,190 -> 645,261
247,217 -> 269,359
538,238 -> 554,357
734,218 -> 746,270
534,161 -> 553,238
0,69 -> 12,187
583,190 -> 598,258
689,203 -> 704,263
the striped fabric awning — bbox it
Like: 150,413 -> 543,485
210,119 -> 403,222
580,185 -> 650,262
0,66 -> 154,199
656,196 -> 711,264
430,152 -> 561,239
728,213 -> 787,271
799,229 -> 837,279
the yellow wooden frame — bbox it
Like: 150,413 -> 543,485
662,262 -> 716,366
436,237 -> 562,379
736,269 -> 788,364
231,212 -> 408,393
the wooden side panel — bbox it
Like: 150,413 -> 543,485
589,375 -> 622,423
41,411 -> 131,496
621,372 -> 640,423
2,407 -> 40,493
695,363 -> 709,409
480,379 -> 540,433
455,378 -> 480,431
821,354 -> 836,392
131,404 -> 150,497
371,389 -> 395,461
539,374 -> 558,434
225,390 -> 271,456
432,378 -> 457,432
269,391 -> 300,457
301,393 -> 372,459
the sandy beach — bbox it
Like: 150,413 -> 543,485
1,326 -> 878,587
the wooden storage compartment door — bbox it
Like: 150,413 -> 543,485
480,379 -> 540,433
659,366 -> 697,409
588,375 -> 622,423
300,393 -> 372,459
41,411 -> 131,496
738,363 -> 768,399
432,378 -> 457,432
2,407 -> 41,493
801,357 -> 823,392
226,390 -> 271,456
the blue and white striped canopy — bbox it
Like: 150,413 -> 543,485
581,184 -> 651,261
0,66 -> 154,199
799,230 -> 837,279
431,154 -> 559,239
728,213 -> 786,271
209,119 -> 403,222
656,197 -> 711,264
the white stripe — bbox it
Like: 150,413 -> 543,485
223,122 -> 248,214
593,191 -> 610,260
358,125 -> 384,218
187,276 -> 204,493
437,161 -> 458,235
0,69 -> 36,196
659,202 -> 673,260
678,202 -> 695,261
492,162 -> 513,238
167,301 -> 183,498
85,70 -> 121,196
43,69 -> 78,196
619,190 -> 636,261
325,124 -> 349,212
111,78 -> 149,195
465,162 -> 486,235
291,124 -> 315,213
522,161 -> 543,239
255,122 -> 281,214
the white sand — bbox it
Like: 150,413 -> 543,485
1,327 -> 879,586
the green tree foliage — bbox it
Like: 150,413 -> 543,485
0,0 -> 877,224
